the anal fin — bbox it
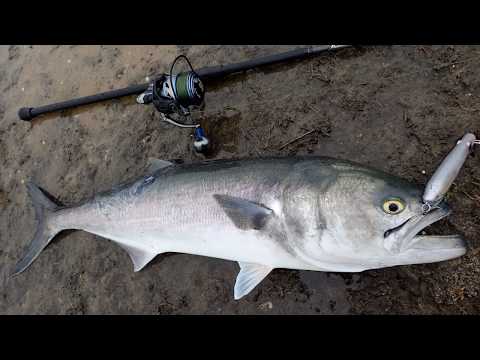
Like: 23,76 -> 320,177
234,262 -> 273,300
119,243 -> 158,272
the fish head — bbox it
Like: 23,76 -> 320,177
344,167 -> 466,268
284,161 -> 467,270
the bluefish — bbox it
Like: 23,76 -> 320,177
13,157 -> 467,299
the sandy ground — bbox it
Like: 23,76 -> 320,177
0,45 -> 479,314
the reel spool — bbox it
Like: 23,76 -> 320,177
149,69 -> 204,115
137,55 -> 204,115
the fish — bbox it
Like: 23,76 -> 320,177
12,156 -> 467,300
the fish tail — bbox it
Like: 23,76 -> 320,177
11,182 -> 63,276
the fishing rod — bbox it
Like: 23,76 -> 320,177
18,45 -> 352,153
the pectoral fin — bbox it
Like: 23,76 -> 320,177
234,262 -> 273,300
213,195 -> 274,230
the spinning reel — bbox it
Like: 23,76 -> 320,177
136,55 -> 209,153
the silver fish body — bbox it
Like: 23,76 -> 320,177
13,157 -> 467,299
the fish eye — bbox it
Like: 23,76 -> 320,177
383,198 -> 405,215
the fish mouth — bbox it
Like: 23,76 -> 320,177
384,204 -> 466,259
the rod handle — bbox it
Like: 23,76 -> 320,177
18,107 -> 34,121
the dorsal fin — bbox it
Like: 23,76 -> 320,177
213,194 -> 274,230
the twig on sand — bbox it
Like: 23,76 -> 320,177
461,190 -> 477,201
264,121 -> 277,149
307,104 -> 331,137
277,129 -> 317,150
433,60 -> 466,71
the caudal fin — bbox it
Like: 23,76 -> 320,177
11,182 -> 62,276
